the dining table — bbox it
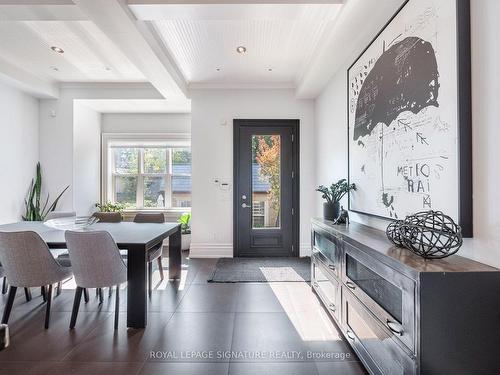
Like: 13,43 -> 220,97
0,221 -> 182,329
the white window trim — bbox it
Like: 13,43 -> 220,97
101,133 -> 191,212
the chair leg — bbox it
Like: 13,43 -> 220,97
114,285 -> 120,330
157,257 -> 164,281
24,287 -> 32,302
44,285 -> 53,329
1,277 -> 7,294
41,286 -> 47,302
98,288 -> 103,304
56,281 -> 62,296
108,286 -> 113,298
70,287 -> 83,329
83,288 -> 89,303
1,286 -> 17,324
148,261 -> 153,298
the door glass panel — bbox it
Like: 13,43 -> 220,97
252,135 -> 281,229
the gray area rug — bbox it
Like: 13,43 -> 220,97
208,257 -> 311,282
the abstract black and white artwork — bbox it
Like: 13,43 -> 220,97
348,0 -> 471,233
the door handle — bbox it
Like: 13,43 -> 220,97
346,330 -> 356,341
241,203 -> 251,208
345,281 -> 356,290
386,320 -> 404,336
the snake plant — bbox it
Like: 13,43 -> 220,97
22,162 -> 69,221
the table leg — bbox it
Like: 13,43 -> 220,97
169,227 -> 182,280
127,244 -> 147,328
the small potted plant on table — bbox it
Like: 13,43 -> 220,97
316,179 -> 356,221
178,213 -> 191,251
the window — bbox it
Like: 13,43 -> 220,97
104,135 -> 191,210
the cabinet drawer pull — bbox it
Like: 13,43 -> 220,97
313,282 -> 319,288
346,330 -> 355,341
328,303 -> 336,312
345,281 -> 356,290
386,320 -> 404,336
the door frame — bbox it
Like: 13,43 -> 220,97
233,119 -> 300,257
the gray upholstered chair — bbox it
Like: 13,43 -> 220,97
0,266 -> 5,295
133,213 -> 165,297
44,211 -> 76,221
44,211 -> 76,295
92,212 -> 122,223
0,231 -> 73,329
65,230 -> 126,330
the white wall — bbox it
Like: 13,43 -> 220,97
190,89 -> 315,257
0,81 -> 39,224
38,84 -> 163,211
73,103 -> 101,216
102,113 -> 190,133
314,0 -> 500,267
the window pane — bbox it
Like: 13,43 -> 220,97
172,148 -> 191,208
144,176 -> 166,208
115,176 -> 137,208
114,148 -> 139,174
252,135 -> 281,229
144,148 -> 167,174
171,175 -> 191,208
172,148 -> 192,168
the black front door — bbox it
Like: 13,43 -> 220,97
234,119 -> 299,257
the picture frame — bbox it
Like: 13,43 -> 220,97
347,0 -> 472,236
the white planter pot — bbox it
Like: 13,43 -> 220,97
181,233 -> 191,251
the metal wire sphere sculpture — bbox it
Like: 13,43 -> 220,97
386,211 -> 463,259
386,220 -> 405,246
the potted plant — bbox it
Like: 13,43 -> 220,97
23,162 -> 69,221
178,212 -> 191,251
95,202 -> 125,213
316,179 -> 356,221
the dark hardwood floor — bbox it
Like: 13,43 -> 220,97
0,255 -> 366,375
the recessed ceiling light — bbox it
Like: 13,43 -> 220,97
236,46 -> 247,54
51,46 -> 64,54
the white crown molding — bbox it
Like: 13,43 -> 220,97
59,82 -> 155,90
188,82 -> 295,91
189,243 -> 233,258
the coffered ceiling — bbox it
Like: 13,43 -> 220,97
133,3 -> 342,87
0,0 -> 365,101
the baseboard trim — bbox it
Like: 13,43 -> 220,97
300,243 -> 311,257
189,242 -> 311,258
189,243 -> 233,258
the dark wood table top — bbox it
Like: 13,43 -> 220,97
0,221 -> 180,250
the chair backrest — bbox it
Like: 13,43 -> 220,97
0,231 -> 67,287
65,231 -> 126,288
44,211 -> 76,221
92,212 -> 122,223
133,212 -> 165,223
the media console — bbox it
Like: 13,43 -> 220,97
311,218 -> 500,375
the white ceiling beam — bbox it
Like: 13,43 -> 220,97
128,1 -> 343,4
130,2 -> 341,20
0,0 -> 86,21
73,0 -> 188,100
0,56 -> 59,98
295,0 -> 403,98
